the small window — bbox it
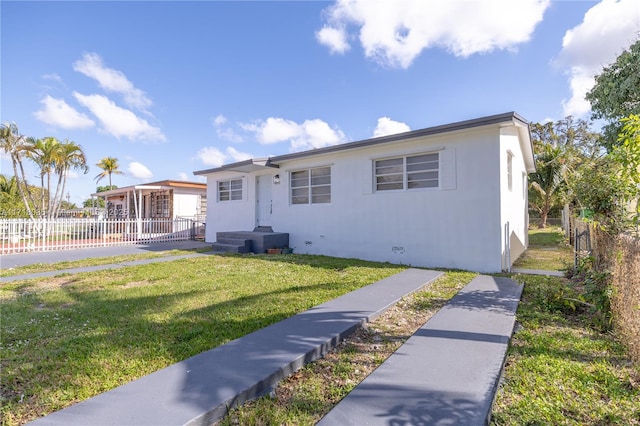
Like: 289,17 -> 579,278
375,152 -> 439,191
291,166 -> 331,204
218,179 -> 242,201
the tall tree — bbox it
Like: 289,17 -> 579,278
51,139 -> 88,217
27,136 -> 61,214
529,139 -> 567,228
528,118 -> 601,228
586,39 -> 640,149
95,157 -> 124,188
0,122 -> 36,218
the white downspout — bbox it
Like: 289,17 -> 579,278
505,221 -> 511,272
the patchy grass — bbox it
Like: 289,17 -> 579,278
0,254 -> 404,426
220,271 -> 477,426
0,248 -> 211,278
497,228 -> 639,424
513,227 -> 573,271
492,274 -> 640,425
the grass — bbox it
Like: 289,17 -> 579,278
3,229 -> 638,425
492,227 -> 640,425
0,254 -> 404,426
512,226 -> 573,271
492,274 -> 640,425
220,271 -> 477,425
0,248 -> 211,278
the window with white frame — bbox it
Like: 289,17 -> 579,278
290,166 -> 331,204
218,179 -> 242,201
375,152 -> 439,191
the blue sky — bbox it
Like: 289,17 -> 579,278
2,0 -> 639,206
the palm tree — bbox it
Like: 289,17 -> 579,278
27,136 -> 61,215
95,156 -> 124,189
51,139 -> 88,217
0,122 -> 35,218
529,141 -> 567,228
0,174 -> 18,196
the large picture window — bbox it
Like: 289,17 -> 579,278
375,152 -> 439,191
218,179 -> 242,201
290,166 -> 331,204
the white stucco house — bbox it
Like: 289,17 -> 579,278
194,112 -> 535,273
92,180 -> 207,220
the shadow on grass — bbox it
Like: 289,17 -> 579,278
1,275 -> 380,423
215,252 -> 407,271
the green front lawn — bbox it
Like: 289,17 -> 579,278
0,254 -> 404,425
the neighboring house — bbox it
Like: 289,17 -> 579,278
194,112 -> 535,273
93,180 -> 207,220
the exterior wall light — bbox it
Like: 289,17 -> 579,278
273,174 -> 280,184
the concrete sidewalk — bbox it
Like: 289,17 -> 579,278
0,240 -> 212,270
1,241 -> 214,283
318,275 -> 523,425
28,268 -> 444,426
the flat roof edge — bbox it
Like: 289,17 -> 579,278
193,112 -> 528,175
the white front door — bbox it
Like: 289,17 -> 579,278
256,175 -> 272,226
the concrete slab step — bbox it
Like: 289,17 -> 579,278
318,275 -> 523,426
29,268 -> 443,426
210,242 -> 251,254
216,237 -> 251,247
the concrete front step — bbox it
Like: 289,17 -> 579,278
216,237 -> 251,247
215,231 -> 289,254
28,268 -> 443,426
211,242 -> 251,253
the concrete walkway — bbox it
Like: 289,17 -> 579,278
0,241 -> 213,283
318,275 -> 523,426
28,268 -> 444,426
1,240 -> 212,269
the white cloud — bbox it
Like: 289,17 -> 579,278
242,117 -> 302,144
226,147 -> 252,162
317,0 -> 550,68
177,172 -> 189,181
212,114 -> 244,142
41,73 -> 63,83
33,95 -> 95,129
196,146 -> 253,167
242,117 -> 347,152
556,0 -> 640,117
212,114 -> 227,126
73,52 -> 152,111
73,92 -> 166,142
316,26 -> 351,54
128,161 -> 153,180
196,147 -> 228,167
373,117 -> 411,137
217,128 -> 244,143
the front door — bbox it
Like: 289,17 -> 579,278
256,175 -> 272,226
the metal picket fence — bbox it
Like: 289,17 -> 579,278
0,217 -> 202,254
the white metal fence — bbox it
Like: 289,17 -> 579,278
0,217 -> 204,254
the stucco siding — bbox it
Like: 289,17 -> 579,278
201,120 -> 531,273
499,127 -> 530,268
173,193 -> 198,218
